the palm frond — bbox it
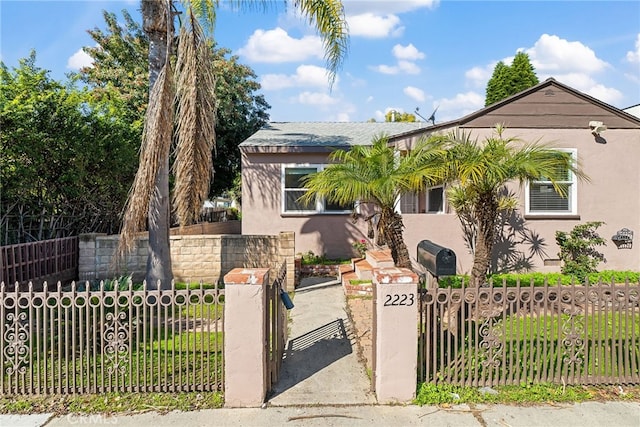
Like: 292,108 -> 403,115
294,0 -> 349,87
117,61 -> 175,257
173,8 -> 217,226
180,0 -> 218,34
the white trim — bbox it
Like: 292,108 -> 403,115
525,148 -> 578,216
281,163 -> 353,215
426,185 -> 446,214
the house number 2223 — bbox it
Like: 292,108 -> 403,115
383,293 -> 414,307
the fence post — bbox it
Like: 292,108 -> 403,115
373,267 -> 419,403
223,267 -> 270,407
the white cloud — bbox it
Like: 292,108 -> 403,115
587,84 -> 624,105
550,73 -> 623,105
392,43 -> 425,61
463,34 -> 622,106
260,65 -> 334,90
626,33 -> 640,63
372,43 -> 423,76
398,60 -> 421,74
527,34 -> 608,74
372,64 -> 400,75
465,64 -> 494,88
347,13 -> 404,38
435,92 -> 485,121
237,27 -> 324,63
295,91 -> 340,106
344,0 -> 439,16
404,86 -> 425,102
366,96 -> 374,102
372,60 -> 420,75
66,48 -> 93,70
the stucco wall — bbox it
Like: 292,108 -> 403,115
241,126 -> 640,275
404,127 -> 640,274
242,151 -> 370,260
78,231 -> 296,290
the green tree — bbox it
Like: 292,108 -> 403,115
511,51 -> 539,93
385,111 -> 416,122
301,135 -> 447,269
0,52 -> 138,244
118,0 -> 349,288
78,9 -> 270,196
445,125 -> 587,287
485,52 -> 539,106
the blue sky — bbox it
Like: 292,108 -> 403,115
1,1 -> 639,123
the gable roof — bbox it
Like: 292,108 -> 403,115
240,122 -> 429,153
389,78 -> 640,142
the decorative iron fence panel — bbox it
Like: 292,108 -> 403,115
265,262 -> 288,393
418,280 -> 640,386
1,237 -> 78,288
0,280 -> 224,395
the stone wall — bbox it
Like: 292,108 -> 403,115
78,231 -> 296,290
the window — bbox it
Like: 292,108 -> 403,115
526,149 -> 577,215
399,192 -> 419,214
282,165 -> 353,214
426,186 -> 445,213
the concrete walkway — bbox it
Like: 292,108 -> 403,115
267,278 -> 376,406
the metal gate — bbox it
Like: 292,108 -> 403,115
265,263 -> 288,393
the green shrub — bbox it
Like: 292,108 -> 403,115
436,270 -> 640,288
556,221 -> 606,282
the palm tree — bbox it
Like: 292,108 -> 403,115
117,0 -> 349,289
301,134 -> 448,269
445,125 -> 587,287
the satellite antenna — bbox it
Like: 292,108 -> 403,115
415,105 -> 439,125
414,107 -> 428,122
426,105 -> 439,125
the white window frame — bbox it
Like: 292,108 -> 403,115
281,164 -> 353,215
398,192 -> 419,214
525,148 -> 577,216
426,185 -> 446,214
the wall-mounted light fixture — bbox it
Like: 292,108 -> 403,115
589,120 -> 607,136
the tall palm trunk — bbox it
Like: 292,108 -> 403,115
380,207 -> 412,269
142,0 -> 173,289
469,192 -> 497,287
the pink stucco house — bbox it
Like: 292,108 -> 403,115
240,79 -> 640,274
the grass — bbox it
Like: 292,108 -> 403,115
0,392 -> 224,415
421,311 -> 640,385
349,279 -> 373,285
414,382 -> 640,405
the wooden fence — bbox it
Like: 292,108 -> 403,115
0,237 -> 78,289
418,279 -> 640,386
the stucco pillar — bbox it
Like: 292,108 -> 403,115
373,267 -> 419,403
223,267 -> 270,407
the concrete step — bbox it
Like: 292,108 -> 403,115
354,259 -> 373,280
342,271 -> 373,297
366,249 -> 394,268
338,263 -> 354,280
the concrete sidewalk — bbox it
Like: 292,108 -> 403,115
5,401 -> 640,427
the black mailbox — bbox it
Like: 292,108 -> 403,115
417,240 -> 456,277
